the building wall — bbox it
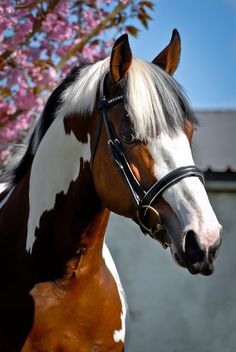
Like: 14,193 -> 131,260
106,192 -> 236,352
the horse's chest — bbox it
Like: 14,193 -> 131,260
22,265 -> 125,352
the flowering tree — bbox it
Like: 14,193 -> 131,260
0,0 -> 153,166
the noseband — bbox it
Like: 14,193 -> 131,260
91,93 -> 205,248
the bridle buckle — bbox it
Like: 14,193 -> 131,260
137,205 -> 169,249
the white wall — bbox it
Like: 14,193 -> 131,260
107,192 -> 236,352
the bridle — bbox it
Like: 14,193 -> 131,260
91,89 -> 205,248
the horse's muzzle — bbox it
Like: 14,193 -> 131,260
172,229 -> 222,275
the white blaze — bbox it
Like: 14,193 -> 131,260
26,117 -> 91,252
147,131 -> 221,248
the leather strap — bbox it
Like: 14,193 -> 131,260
140,165 -> 205,207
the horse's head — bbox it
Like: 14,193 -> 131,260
91,30 -> 222,276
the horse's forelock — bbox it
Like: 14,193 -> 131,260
126,58 -> 197,140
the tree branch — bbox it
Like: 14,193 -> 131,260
15,1 -> 40,10
55,1 -> 130,72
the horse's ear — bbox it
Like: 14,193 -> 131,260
110,34 -> 132,82
152,29 -> 181,75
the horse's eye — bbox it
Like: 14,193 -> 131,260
121,131 -> 136,144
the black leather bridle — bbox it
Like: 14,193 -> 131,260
91,92 -> 205,248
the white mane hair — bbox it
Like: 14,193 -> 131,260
59,58 -> 110,117
58,57 -> 196,139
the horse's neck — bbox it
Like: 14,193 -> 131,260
64,207 -> 110,280
30,169 -> 106,278
26,115 -> 91,251
28,115 -> 105,279
0,115 -> 109,282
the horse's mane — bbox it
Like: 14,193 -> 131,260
2,56 -> 197,188
2,66 -> 82,187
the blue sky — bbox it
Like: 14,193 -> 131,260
129,0 -> 236,109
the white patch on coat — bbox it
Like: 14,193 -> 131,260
26,117 -> 91,252
102,243 -> 127,343
147,131 -> 221,249
0,184 -> 14,210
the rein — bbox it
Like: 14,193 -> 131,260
91,92 -> 205,248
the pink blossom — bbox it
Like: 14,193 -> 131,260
0,126 -> 18,142
47,67 -> 57,79
42,13 -> 58,33
7,104 -> 16,115
81,45 -> 98,62
46,20 -> 73,41
18,19 -> 33,35
83,11 -> 99,29
31,66 -> 41,78
0,101 -> 9,114
15,111 -> 32,130
56,44 -> 74,57
0,5 -> 14,15
11,29 -> 26,45
15,90 -> 36,110
56,2 -> 71,17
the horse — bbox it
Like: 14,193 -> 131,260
0,30 -> 222,351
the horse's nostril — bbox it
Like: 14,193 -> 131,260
184,230 -> 206,264
209,235 -> 222,261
